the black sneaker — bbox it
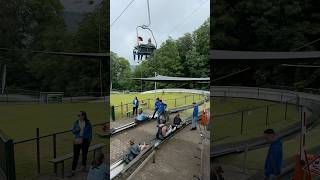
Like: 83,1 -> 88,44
190,127 -> 197,131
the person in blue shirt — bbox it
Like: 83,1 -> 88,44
135,109 -> 149,122
132,97 -> 139,116
69,111 -> 93,177
152,98 -> 160,119
157,100 -> 165,124
191,102 -> 198,130
264,129 -> 283,180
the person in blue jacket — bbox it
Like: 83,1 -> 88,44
264,129 -> 283,180
152,98 -> 160,119
69,111 -> 93,177
191,102 -> 198,130
157,100 -> 165,124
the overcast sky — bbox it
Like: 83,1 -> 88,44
110,0 -> 210,65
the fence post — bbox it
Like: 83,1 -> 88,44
242,144 -> 248,173
126,104 -> 128,115
284,102 -> 288,121
53,133 -> 57,174
111,106 -> 115,121
5,139 -> 16,180
241,111 -> 244,135
120,102 -> 123,118
266,106 -> 269,127
36,128 -> 40,174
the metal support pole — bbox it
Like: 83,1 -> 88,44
266,106 -> 269,127
241,111 -> 244,135
284,102 -> 288,121
243,144 -> 248,173
53,134 -> 57,174
36,128 -> 40,174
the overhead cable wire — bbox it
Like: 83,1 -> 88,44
111,0 -> 135,27
159,0 -> 209,42
212,67 -> 251,82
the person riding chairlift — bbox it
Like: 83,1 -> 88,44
133,37 -> 155,61
156,119 -> 176,140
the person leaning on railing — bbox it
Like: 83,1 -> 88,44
69,111 -> 93,177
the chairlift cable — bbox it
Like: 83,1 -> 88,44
280,37 -> 320,68
212,67 -> 251,82
159,0 -> 209,42
144,0 -> 151,27
111,0 -> 135,27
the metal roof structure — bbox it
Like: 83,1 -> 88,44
211,50 -> 320,64
0,48 -> 109,58
131,75 -> 210,82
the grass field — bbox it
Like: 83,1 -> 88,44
212,97 -> 300,144
111,92 -> 205,119
0,102 -> 107,179
0,102 -> 107,140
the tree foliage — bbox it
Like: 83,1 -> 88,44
211,0 -> 320,89
0,0 -> 108,95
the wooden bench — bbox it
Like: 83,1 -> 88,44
48,143 -> 105,177
126,107 -> 142,117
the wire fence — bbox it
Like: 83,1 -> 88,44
111,93 -> 204,120
0,88 -> 108,104
12,123 -> 107,179
212,87 -> 301,142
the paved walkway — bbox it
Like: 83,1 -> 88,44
131,122 -> 205,180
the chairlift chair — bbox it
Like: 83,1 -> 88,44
133,26 -> 157,62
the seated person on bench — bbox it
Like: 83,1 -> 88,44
124,139 -> 147,164
173,113 -> 183,129
156,119 -> 176,140
135,109 -> 150,122
87,152 -> 108,180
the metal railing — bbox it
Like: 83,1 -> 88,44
111,93 -> 204,120
0,88 -> 108,104
12,122 -> 106,179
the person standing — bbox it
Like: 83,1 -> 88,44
152,98 -> 160,119
69,111 -> 93,177
157,100 -> 165,124
264,129 -> 283,180
191,102 -> 198,130
132,97 -> 139,116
